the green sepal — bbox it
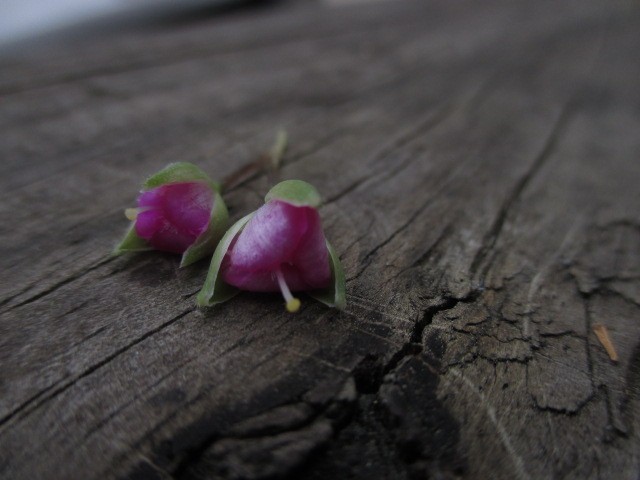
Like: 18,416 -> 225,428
197,213 -> 254,307
113,223 -> 153,255
265,180 -> 321,208
143,162 -> 220,193
308,241 -> 346,310
180,191 -> 229,267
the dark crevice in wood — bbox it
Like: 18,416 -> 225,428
411,297 -> 459,344
382,343 -> 424,378
0,381 -> 61,429
478,354 -> 531,367
67,324 -> 110,351
181,289 -> 200,299
0,284 -> 33,309
121,341 -> 285,469
351,355 -> 387,395
168,292 -> 482,478
576,278 -> 600,391
170,378 -> 356,480
531,391 -> 596,417
52,299 -> 91,323
298,320 -> 466,478
352,291 -> 483,398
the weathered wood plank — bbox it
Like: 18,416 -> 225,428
1,0 -> 639,479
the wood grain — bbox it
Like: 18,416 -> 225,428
1,0 -> 639,478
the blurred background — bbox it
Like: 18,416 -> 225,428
0,0 -> 306,49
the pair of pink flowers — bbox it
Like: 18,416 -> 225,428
114,163 -> 345,312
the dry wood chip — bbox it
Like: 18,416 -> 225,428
593,324 -> 619,362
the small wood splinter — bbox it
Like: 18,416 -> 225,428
592,324 -> 619,363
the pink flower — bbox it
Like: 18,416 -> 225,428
114,163 -> 229,267
222,200 -> 332,310
197,180 -> 345,312
134,182 -> 212,254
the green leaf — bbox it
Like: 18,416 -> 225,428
308,240 -> 346,310
265,180 -> 321,207
196,213 -> 254,308
180,191 -> 229,267
143,162 -> 219,192
112,222 -> 152,255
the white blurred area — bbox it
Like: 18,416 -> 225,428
0,0 -> 132,45
0,0 -> 377,47
0,0 -> 245,47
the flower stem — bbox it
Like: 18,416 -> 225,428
275,268 -> 300,313
269,129 -> 288,169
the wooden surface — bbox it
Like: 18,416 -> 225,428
1,0 -> 640,478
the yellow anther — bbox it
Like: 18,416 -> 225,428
286,298 -> 301,313
124,208 -> 139,221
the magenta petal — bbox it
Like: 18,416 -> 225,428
292,208 -> 331,289
135,209 -> 164,240
137,188 -> 163,209
227,201 -> 309,271
222,200 -> 331,292
163,183 -> 213,236
134,182 -> 213,254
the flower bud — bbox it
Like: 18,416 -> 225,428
197,180 -> 345,312
114,162 -> 229,267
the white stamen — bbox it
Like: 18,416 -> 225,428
275,268 -> 301,313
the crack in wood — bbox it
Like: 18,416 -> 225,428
470,102 -> 575,284
0,307 -> 195,429
0,255 -> 116,313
